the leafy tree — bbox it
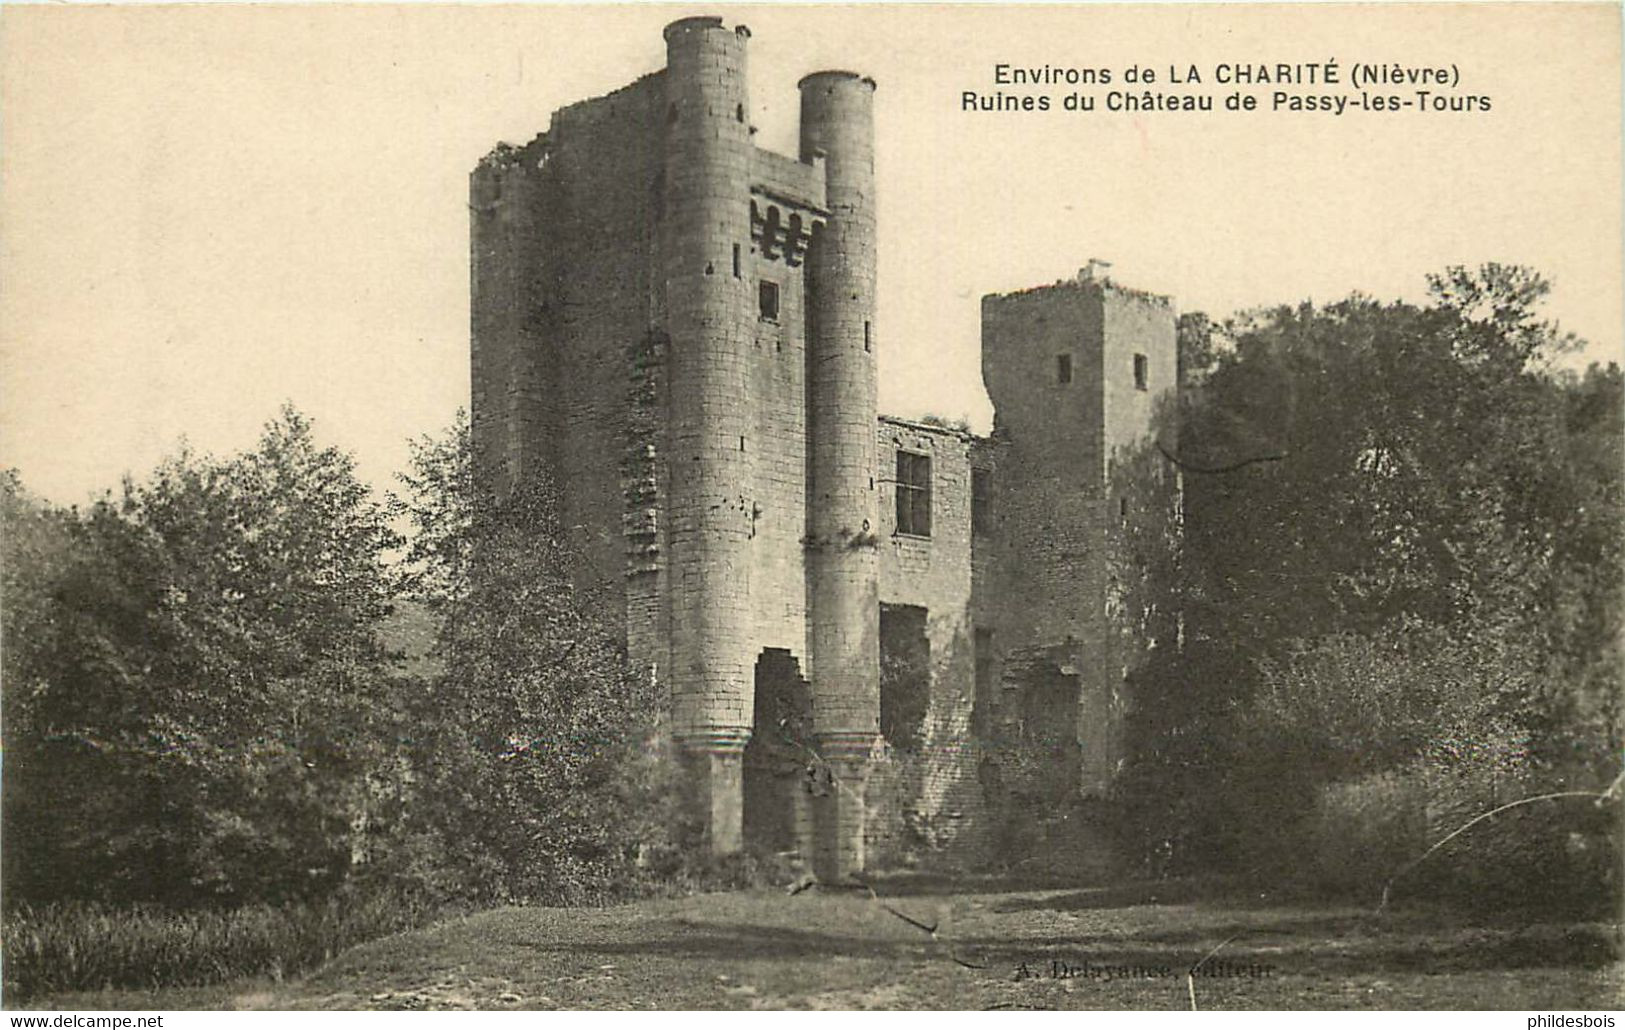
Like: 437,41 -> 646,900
394,415 -> 670,904
1115,267 -> 1622,876
3,407 -> 405,906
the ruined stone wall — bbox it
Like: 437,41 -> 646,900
469,75 -> 665,647
470,140 -> 548,497
869,417 -> 988,865
1098,287 -> 1179,783
981,278 -> 1110,664
547,79 -> 667,628
471,15 -> 1182,877
470,18 -> 852,861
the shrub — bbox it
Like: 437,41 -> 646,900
1305,760 -> 1621,917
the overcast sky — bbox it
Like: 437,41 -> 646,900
4,3 -> 1620,505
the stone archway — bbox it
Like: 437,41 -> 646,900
743,649 -> 813,855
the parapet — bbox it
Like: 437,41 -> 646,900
878,413 -> 984,444
664,15 -> 750,41
664,15 -> 723,39
798,70 -> 878,92
983,269 -> 1172,308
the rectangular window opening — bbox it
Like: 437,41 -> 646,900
880,604 -> 930,753
759,279 -> 780,322
972,467 -> 993,536
973,627 -> 995,738
732,244 -> 742,279
1057,353 -> 1072,384
1134,353 -> 1149,391
895,450 -> 932,537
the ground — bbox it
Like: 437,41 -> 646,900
35,879 -> 1624,1010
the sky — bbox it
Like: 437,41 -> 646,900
3,3 -> 1621,506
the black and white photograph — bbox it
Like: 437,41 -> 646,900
2,1 -> 1621,1014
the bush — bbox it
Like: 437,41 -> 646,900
1305,760 -> 1621,917
1,411 -> 405,910
1308,768 -> 1431,894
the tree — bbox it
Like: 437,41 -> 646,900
1116,267 -> 1622,877
394,416 -> 670,904
2,407 -> 406,905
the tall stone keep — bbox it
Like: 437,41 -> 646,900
800,71 -> 880,880
470,16 -> 886,869
469,17 -> 1178,879
980,269 -> 1178,799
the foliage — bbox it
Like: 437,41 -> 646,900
2,407 -> 405,907
1249,625 -> 1533,781
2,401 -> 764,1000
1114,266 -> 1622,890
394,409 -> 475,609
916,413 -> 973,434
393,415 -> 673,905
1307,759 -> 1620,916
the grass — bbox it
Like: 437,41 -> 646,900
14,876 -> 1621,1010
3,888 -> 445,1003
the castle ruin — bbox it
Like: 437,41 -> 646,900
470,17 -> 1177,881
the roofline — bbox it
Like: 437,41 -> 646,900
877,413 -> 987,442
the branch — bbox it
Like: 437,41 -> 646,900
1377,767 -> 1625,913
1186,932 -> 1241,1011
1156,441 -> 1286,475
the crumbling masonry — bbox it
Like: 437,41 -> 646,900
470,17 -> 1177,880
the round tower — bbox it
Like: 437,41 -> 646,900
660,16 -> 757,855
799,70 -> 879,880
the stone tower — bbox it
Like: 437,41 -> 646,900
800,70 -> 880,879
470,16 -> 880,880
659,16 -> 760,860
980,268 -> 1178,800
469,17 -> 1179,879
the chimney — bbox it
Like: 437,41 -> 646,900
1079,258 -> 1113,282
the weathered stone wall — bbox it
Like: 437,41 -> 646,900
744,205 -> 812,668
470,139 -> 546,498
977,274 -> 1175,866
750,148 -> 826,212
470,75 -> 664,623
869,417 -> 988,866
982,278 -> 1108,650
1098,286 -> 1179,782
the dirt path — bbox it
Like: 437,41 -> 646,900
40,883 -> 1624,1010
